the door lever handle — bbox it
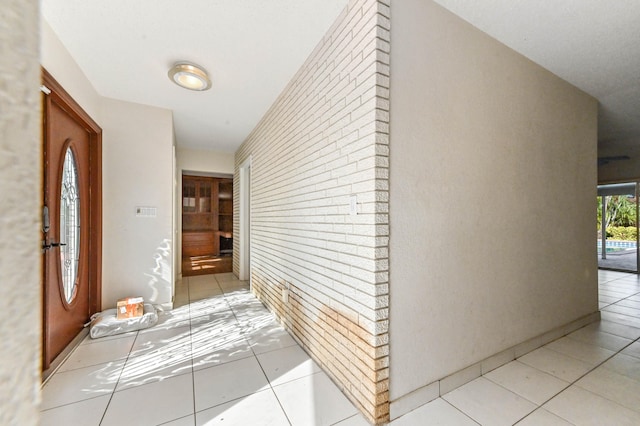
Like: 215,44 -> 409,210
42,240 -> 67,251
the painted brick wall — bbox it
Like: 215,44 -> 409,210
234,0 -> 390,423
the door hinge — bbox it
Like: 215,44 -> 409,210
40,85 -> 51,95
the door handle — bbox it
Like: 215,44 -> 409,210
42,240 -> 66,252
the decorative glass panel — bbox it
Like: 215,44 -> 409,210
60,148 -> 80,303
183,181 -> 196,212
199,182 -> 211,213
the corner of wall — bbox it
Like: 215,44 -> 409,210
0,1 -> 41,424
40,16 -> 102,123
233,0 -> 391,423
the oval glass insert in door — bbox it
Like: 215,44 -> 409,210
60,147 -> 80,303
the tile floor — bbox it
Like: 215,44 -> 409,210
41,273 -> 363,425
41,269 -> 640,425
394,269 -> 640,426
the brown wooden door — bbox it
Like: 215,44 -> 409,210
42,70 -> 102,370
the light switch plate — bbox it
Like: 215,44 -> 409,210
350,195 -> 358,216
136,206 -> 157,217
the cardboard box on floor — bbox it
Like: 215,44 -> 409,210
116,297 -> 144,319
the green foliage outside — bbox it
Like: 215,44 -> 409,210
606,226 -> 638,241
597,195 -> 638,241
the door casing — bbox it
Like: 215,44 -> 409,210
239,156 -> 251,283
41,67 -> 102,371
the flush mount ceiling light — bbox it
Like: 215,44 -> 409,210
168,62 -> 211,91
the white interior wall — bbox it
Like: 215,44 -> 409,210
0,1 -> 41,424
42,18 -> 175,310
389,0 -> 598,405
177,147 -> 234,176
40,19 -> 102,122
101,97 -> 175,309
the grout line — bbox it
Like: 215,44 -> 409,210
258,363 -> 294,426
44,273 -> 279,425
496,276 -> 640,425
199,274 -> 293,425
186,276 -> 198,426
507,338 -> 638,425
439,398 -> 482,425
513,294 -> 640,424
98,330 -> 139,425
45,271 -> 637,425
40,394 -> 112,414
600,309 -> 640,329
513,406 -> 576,425
221,274 -> 293,425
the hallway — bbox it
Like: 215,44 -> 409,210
41,270 -> 640,425
40,273 -> 363,425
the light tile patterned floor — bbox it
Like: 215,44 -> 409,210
41,270 -> 640,425
409,269 -> 640,426
41,273 -> 362,426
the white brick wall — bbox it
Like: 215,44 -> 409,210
234,0 -> 390,422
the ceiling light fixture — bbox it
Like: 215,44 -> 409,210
168,62 -> 211,91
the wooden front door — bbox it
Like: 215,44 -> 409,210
42,69 -> 102,370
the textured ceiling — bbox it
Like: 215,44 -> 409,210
42,0 -> 349,152
433,0 -> 640,154
43,1 -> 640,156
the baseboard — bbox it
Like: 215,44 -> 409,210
389,381 -> 439,420
155,301 -> 174,312
389,310 -> 601,421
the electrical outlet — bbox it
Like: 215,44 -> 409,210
282,288 -> 289,303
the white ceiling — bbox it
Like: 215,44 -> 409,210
432,0 -> 640,153
42,0 -> 349,152
43,0 -> 640,156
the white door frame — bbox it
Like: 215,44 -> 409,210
239,156 -> 252,282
